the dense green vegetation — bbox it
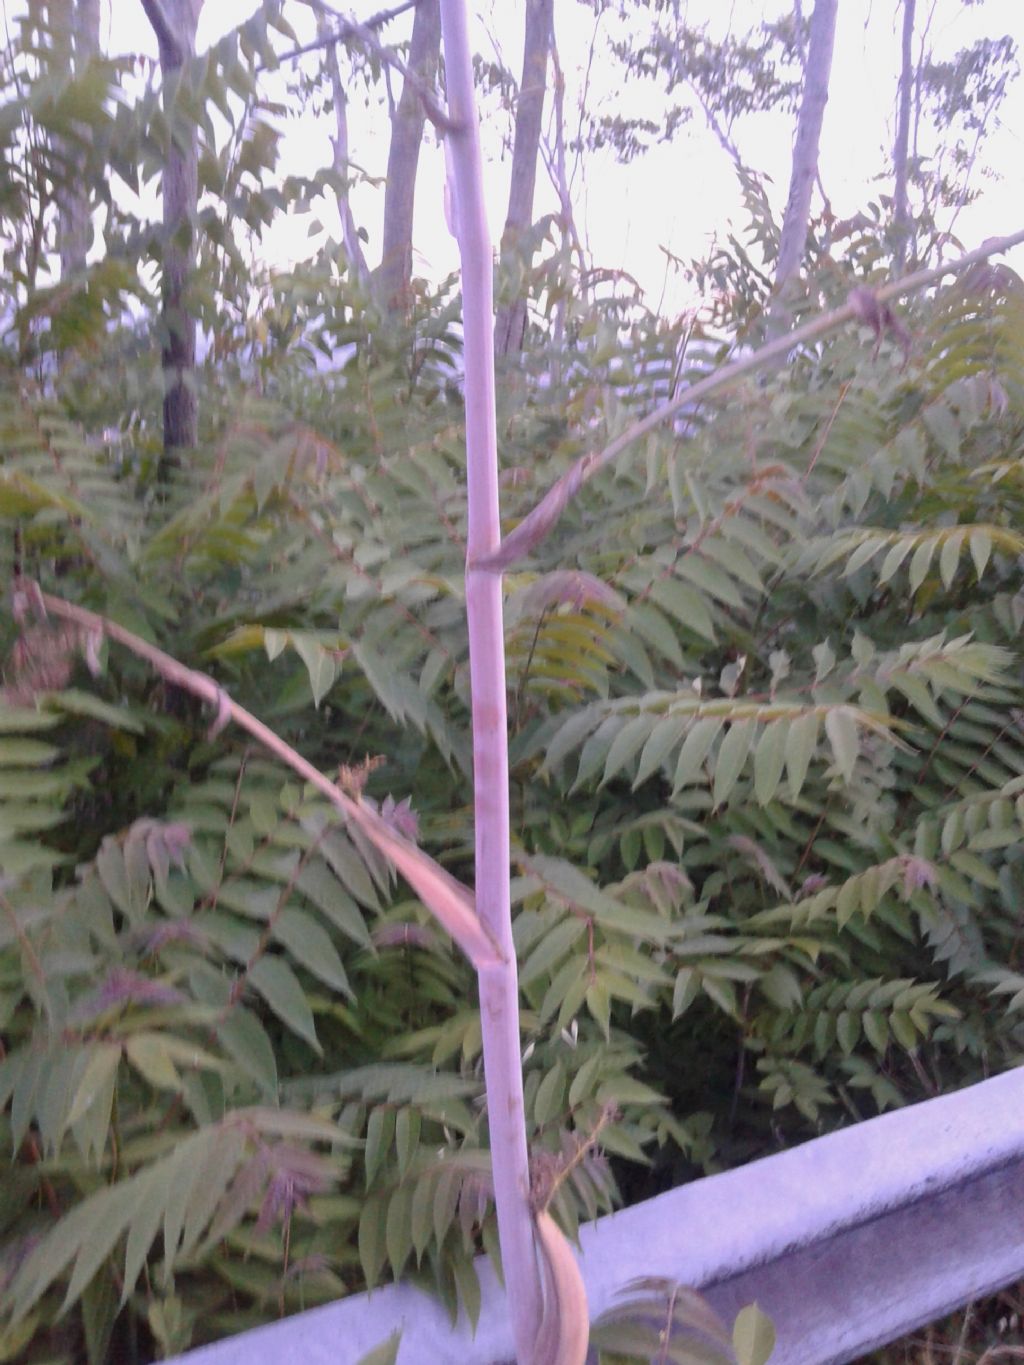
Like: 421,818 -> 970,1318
1,4 -> 1023,1363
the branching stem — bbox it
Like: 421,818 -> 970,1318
475,228 -> 1024,573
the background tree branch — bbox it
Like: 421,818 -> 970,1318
476,227 -> 1024,573
139,0 -> 181,63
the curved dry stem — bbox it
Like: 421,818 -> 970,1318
25,584 -> 502,972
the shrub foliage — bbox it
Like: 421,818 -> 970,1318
2,7 -> 1024,1362
2,255 -> 1024,1359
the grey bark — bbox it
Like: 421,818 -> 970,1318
892,0 -> 916,270
317,15 -> 370,287
493,0 -> 553,358
769,0 -> 838,331
377,0 -> 441,311
141,0 -> 202,463
57,0 -> 101,279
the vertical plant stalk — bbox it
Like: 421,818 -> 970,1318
892,0 -> 916,270
57,0 -> 100,281
768,0 -> 838,335
493,0 -> 553,358
317,13 -> 371,287
439,3 -> 545,1360
545,26 -> 581,387
141,0 -> 204,464
378,0 -> 441,310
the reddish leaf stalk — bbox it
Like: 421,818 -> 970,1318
440,2 -> 544,1359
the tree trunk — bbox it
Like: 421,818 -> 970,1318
493,0 -> 553,358
318,14 -> 370,288
378,0 -> 441,311
141,0 -> 203,465
547,20 -> 586,388
769,0 -> 838,331
57,0 -> 101,279
892,0 -> 916,271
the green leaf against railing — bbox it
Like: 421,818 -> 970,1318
733,1302 -> 777,1365
356,1331 -> 402,1365
592,1275 -> 769,1364
357,1146 -> 493,1297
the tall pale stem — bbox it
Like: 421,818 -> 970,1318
893,0 -> 916,270
439,2 -> 543,1361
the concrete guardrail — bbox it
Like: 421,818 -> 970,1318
170,1065 -> 1024,1365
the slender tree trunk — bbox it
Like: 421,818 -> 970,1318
547,23 -> 585,387
439,6 -> 548,1358
892,0 -> 916,270
141,0 -> 203,465
57,0 -> 100,279
769,0 -> 838,332
378,0 -> 441,311
318,15 -> 371,287
493,0 -> 552,358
